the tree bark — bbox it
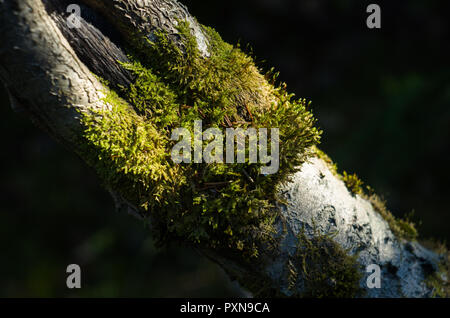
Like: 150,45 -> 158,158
0,0 -> 447,297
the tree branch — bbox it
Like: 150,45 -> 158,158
0,0 -> 447,297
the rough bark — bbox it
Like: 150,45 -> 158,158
0,0 -> 446,297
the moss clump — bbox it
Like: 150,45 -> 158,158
366,192 -> 418,241
133,22 -> 278,128
314,146 -> 364,196
313,146 -> 338,176
342,171 -> 364,195
288,225 -> 363,298
79,21 -> 321,260
424,241 -> 450,297
313,147 -> 418,241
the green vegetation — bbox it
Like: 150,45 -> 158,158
288,224 -> 363,298
313,146 -> 338,176
78,19 -> 429,297
420,240 -> 450,297
313,147 -> 418,241
342,171 -> 364,195
366,192 -> 418,241
79,21 -> 321,261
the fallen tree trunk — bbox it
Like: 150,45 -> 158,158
0,0 -> 447,297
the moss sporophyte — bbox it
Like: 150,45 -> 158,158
77,20 -> 438,296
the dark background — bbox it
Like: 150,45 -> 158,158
0,0 -> 449,297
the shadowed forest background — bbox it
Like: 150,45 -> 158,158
0,0 -> 449,297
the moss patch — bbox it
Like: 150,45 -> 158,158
313,146 -> 338,177
366,192 -> 418,241
342,171 -> 364,195
421,240 -> 450,297
79,21 -> 321,261
313,147 -> 418,241
287,224 -> 364,298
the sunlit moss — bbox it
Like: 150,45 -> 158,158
79,21 -> 321,260
313,147 -> 418,241
287,224 -> 364,298
422,241 -> 449,297
366,192 -> 418,241
342,171 -> 364,195
313,146 -> 338,176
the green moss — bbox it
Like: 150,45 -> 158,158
313,146 -> 338,176
426,270 -> 449,298
79,21 -> 321,260
366,193 -> 418,241
79,88 -> 183,209
342,171 -> 364,195
313,147 -> 418,241
288,224 -> 364,298
313,147 -> 364,195
418,240 -> 449,297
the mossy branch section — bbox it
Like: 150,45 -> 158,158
79,21 -> 321,260
314,147 -> 418,241
422,241 -> 450,297
287,224 -> 364,298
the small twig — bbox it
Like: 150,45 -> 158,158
224,114 -> 233,127
232,120 -> 252,125
181,104 -> 206,119
242,169 -> 255,183
198,181 -> 232,191
244,103 -> 254,123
